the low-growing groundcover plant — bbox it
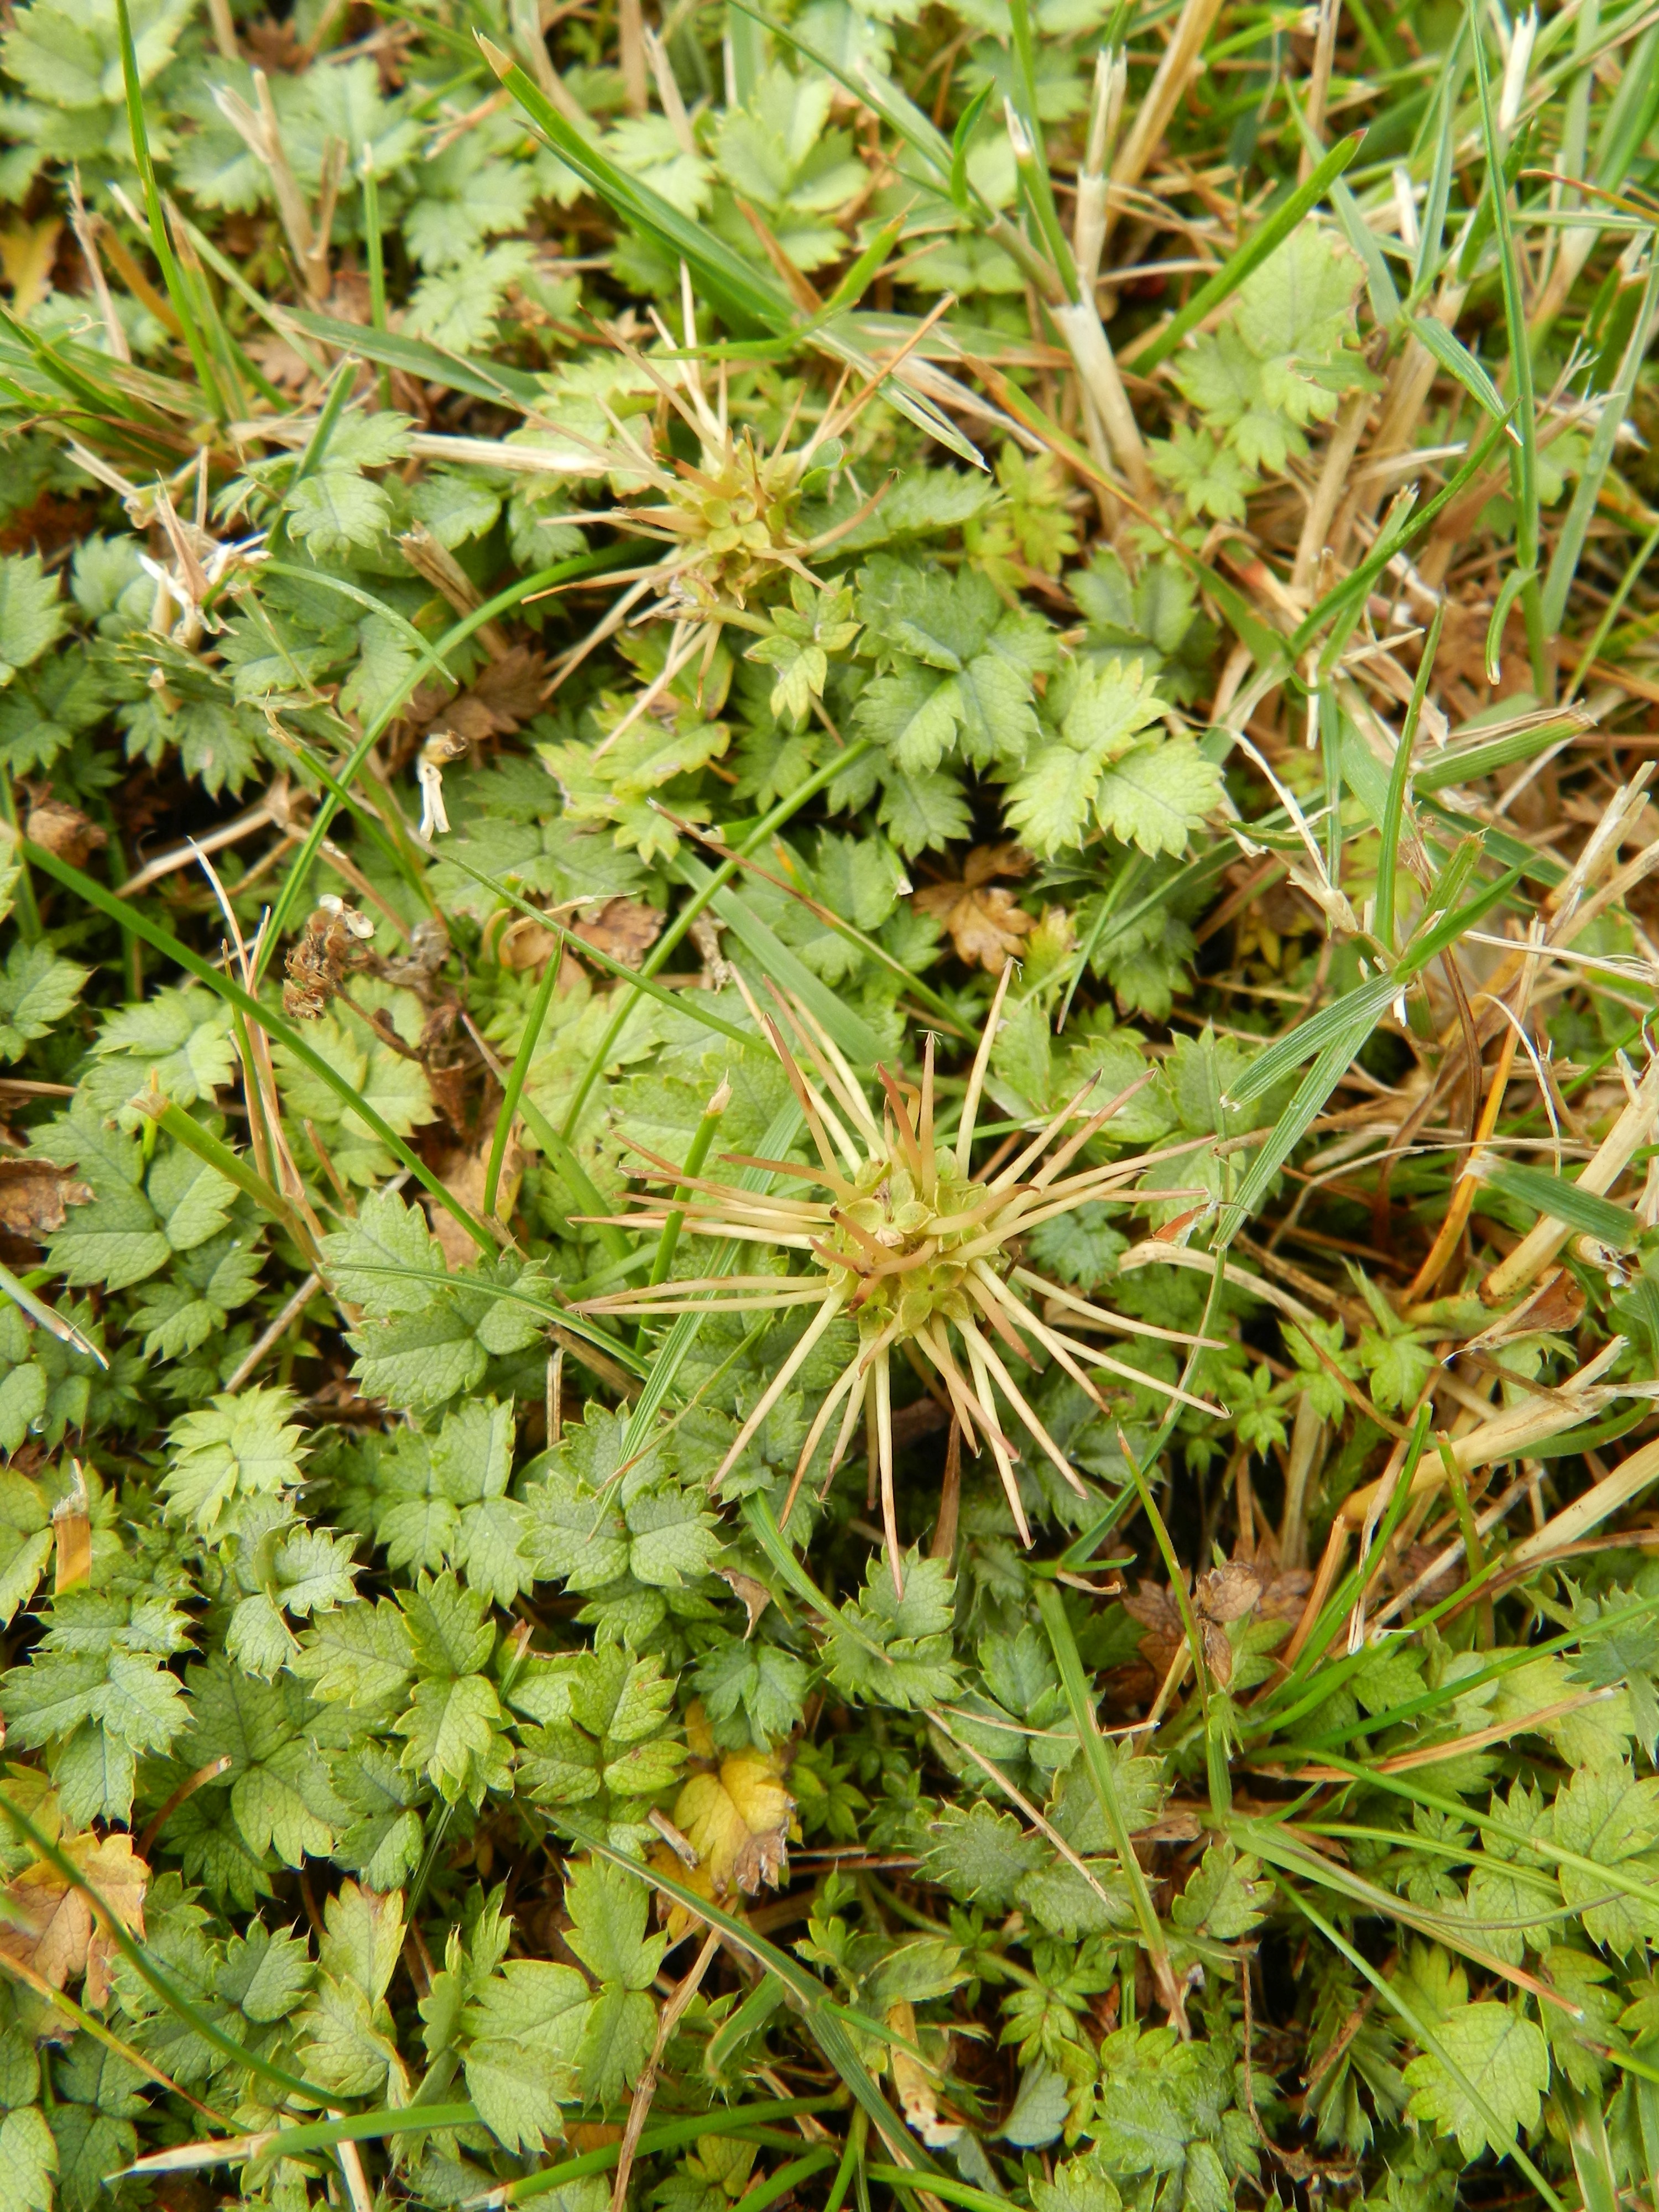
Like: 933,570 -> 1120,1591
6,0 -> 1659,2205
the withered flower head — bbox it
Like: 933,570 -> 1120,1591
581,968 -> 1221,1589
283,896 -> 377,1021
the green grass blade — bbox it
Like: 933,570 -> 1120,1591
171,212 -> 332,385
484,950 -> 560,1223
1293,406 -> 1512,659
1262,1580 -> 1659,1756
1285,93 -> 1399,331
1412,712 -> 1585,796
1410,314 -> 1507,421
726,0 -> 954,195
0,1257 -> 106,1366
483,42 -> 794,335
131,1093 -> 293,1226
264,358 -> 358,555
742,1493 -> 902,1671
1480,1160 -> 1639,1247
809,321 -> 985,467
1375,602 -> 1443,952
734,2151 -> 838,2212
553,1812 -> 928,2171
1301,1757 -> 1659,1932
673,859 -> 881,1063
437,847 -> 753,1050
1411,17 -> 1469,293
1128,133 -> 1364,375
165,206 -> 257,415
15,837 -> 502,1257
1035,1583 -> 1176,1991
1541,254 -> 1659,631
529,1117 -> 633,1270
0,301 -> 153,426
1267,1408 -> 1433,1698
259,561 -> 457,689
1565,2085 -> 1621,2212
1470,1 -> 1546,689
1221,1025 -> 1383,1240
257,547 -> 633,969
1244,1818 -> 1567,1983
623,1100 -> 805,1447
1566,517 -> 1659,702
113,0 -> 225,417
1118,1431 -> 1233,1813
0,1785 -> 342,2109
258,720 -> 437,919
476,2100 -> 843,2208
1225,973 -> 1400,1105
717,840 -> 964,1026
865,2169 -> 1017,2212
949,82 -> 994,212
1400,862 -> 1524,971
1586,19 -> 1659,187
1272,1879 -> 1567,2212
555,743 -> 872,1141
123,2104 -> 480,2174
1007,0 -> 1075,290
283,309 -> 549,408
359,147 -> 392,409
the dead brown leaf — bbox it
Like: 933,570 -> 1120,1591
245,328 -> 316,394
931,884 -> 1033,973
493,916 -> 570,976
392,647 -> 554,769
0,1160 -> 91,1248
571,898 -> 662,969
964,842 -> 1033,886
0,493 -> 89,560
1121,1580 -> 1184,1676
716,1568 -> 772,1637
0,1831 -> 148,2011
1255,1566 -> 1313,1621
889,1998 -> 961,2147
1131,1808 -> 1205,1844
1462,1266 -> 1586,1351
914,843 -> 1036,972
444,646 -> 552,744
241,16 -> 305,69
325,270 -> 373,325
426,1112 -> 525,1269
1125,1557 -> 1291,1688
306,1378 -> 384,1421
24,802 -> 106,868
1194,1561 -> 1262,1624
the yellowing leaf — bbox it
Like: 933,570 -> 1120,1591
684,1698 -> 717,1761
0,219 -> 61,316
677,1754 -> 793,1895
652,1750 -> 796,1938
914,873 -> 1034,974
0,1830 -> 148,2011
889,1997 -> 961,2148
